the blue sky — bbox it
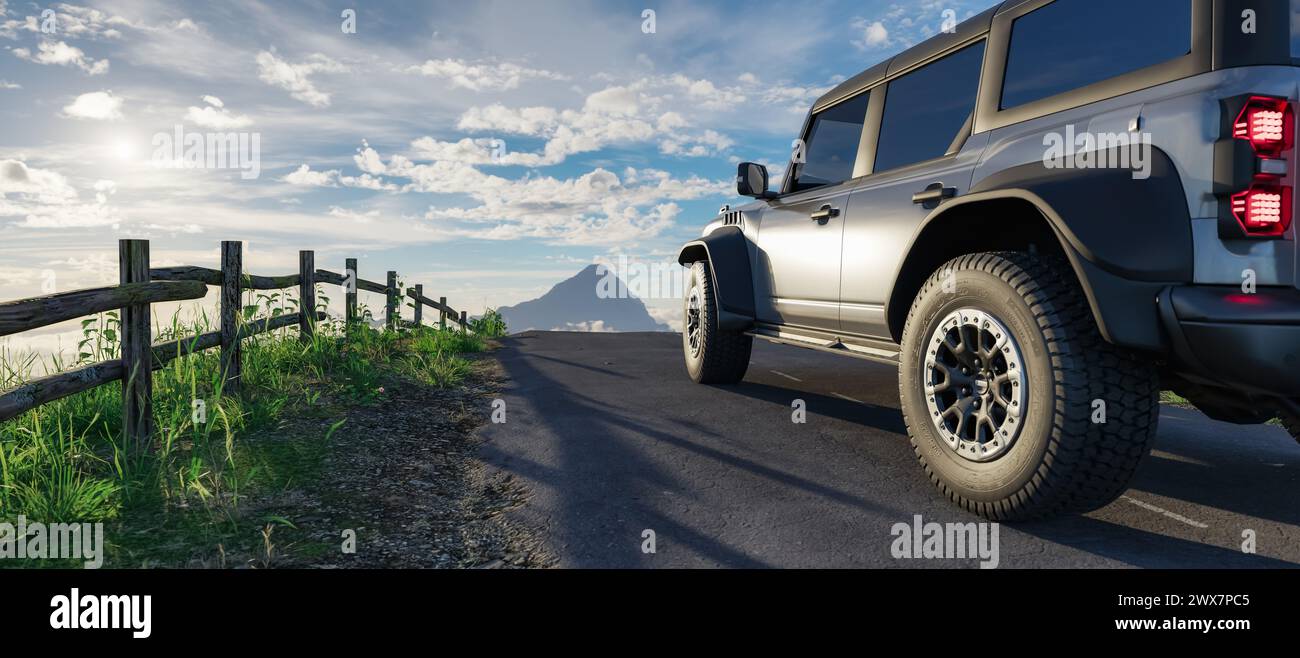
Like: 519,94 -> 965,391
0,0 -> 996,351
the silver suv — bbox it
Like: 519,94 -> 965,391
678,0 -> 1300,520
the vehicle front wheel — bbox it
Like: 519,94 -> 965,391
898,252 -> 1159,521
682,261 -> 751,384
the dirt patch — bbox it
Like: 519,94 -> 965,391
244,355 -> 551,569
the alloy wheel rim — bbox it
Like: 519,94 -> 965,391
923,308 -> 1027,462
686,286 -> 703,358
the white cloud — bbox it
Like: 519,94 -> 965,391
0,159 -> 77,202
0,159 -> 120,228
286,141 -> 727,246
0,80 -> 19,90
852,3 -> 979,51
450,85 -> 658,166
327,206 -> 380,223
406,58 -> 567,91
255,50 -> 346,107
457,104 -> 560,135
184,95 -> 252,129
61,90 -> 123,120
854,20 -> 891,48
660,129 -> 734,158
281,164 -> 397,191
554,320 -> 615,332
0,4 -> 132,40
12,40 -> 109,75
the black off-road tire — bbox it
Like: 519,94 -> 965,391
898,251 -> 1160,521
683,261 -> 751,384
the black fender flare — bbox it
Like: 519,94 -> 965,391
886,147 -> 1193,352
678,225 -> 756,331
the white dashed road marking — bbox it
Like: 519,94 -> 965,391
770,370 -> 802,382
1121,495 -> 1209,529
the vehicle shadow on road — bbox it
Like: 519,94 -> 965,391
1012,515 -> 1299,568
718,381 -> 909,435
480,335 -> 912,567
481,336 -> 777,567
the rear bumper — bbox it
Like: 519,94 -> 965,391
1158,286 -> 1300,397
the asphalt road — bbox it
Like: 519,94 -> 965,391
478,331 -> 1300,568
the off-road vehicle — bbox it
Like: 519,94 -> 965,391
679,0 -> 1300,520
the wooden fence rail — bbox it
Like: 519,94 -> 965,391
0,281 -> 206,337
0,239 -> 477,448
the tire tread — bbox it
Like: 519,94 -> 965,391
900,251 -> 1159,521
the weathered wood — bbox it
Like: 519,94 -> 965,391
0,281 -> 206,337
151,331 -> 221,367
151,266 -> 299,290
459,310 -> 467,333
220,241 -> 243,397
119,239 -> 153,454
150,266 -> 220,285
0,359 -> 124,423
408,290 -> 457,318
439,296 -> 447,330
240,311 -> 324,340
413,284 -> 423,326
344,259 -> 358,330
313,269 -> 344,286
356,278 -> 387,295
385,271 -> 398,330
298,250 -> 315,341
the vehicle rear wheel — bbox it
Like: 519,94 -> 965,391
898,252 -> 1160,521
683,261 -> 751,384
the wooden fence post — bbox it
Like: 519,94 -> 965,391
439,296 -> 447,330
385,270 -> 397,330
413,284 -> 423,326
220,241 -> 243,396
298,250 -> 315,342
345,257 -> 357,332
460,310 -> 467,333
119,239 -> 152,455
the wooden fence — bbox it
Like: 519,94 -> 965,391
0,239 -> 474,453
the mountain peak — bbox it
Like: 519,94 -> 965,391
496,264 -> 671,333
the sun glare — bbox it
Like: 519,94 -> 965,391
112,139 -> 135,161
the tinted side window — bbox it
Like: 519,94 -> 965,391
792,91 -> 870,192
1001,0 -> 1192,110
1292,0 -> 1300,57
874,41 -> 985,173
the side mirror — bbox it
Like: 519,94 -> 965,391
736,162 -> 771,198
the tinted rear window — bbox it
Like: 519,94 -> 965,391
1001,0 -> 1192,110
874,41 -> 985,173
1293,0 -> 1300,57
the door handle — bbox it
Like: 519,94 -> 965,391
810,204 -> 840,221
912,183 -> 956,207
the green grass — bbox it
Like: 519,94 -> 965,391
0,291 -> 504,566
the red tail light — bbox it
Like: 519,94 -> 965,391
1234,96 -> 1293,157
1230,185 -> 1292,237
1217,95 -> 1294,239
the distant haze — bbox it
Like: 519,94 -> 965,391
496,264 -> 671,333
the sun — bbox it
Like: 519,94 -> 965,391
112,139 -> 135,162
